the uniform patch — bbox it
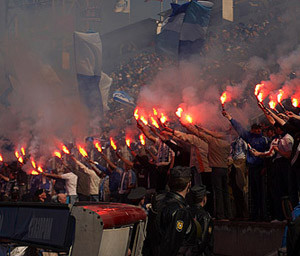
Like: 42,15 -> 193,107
176,220 -> 184,232
208,226 -> 212,234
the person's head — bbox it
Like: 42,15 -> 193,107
127,187 -> 147,207
265,126 -> 275,138
57,193 -> 67,204
168,166 -> 192,194
274,122 -> 284,135
189,185 -> 210,207
250,123 -> 262,135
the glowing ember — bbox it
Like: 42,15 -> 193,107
139,134 -> 145,145
153,108 -> 158,116
18,156 -> 23,164
292,97 -> 299,107
62,145 -> 70,154
176,107 -> 183,118
15,151 -> 19,159
277,89 -> 284,103
134,108 -> 139,120
37,166 -> 43,173
269,100 -> 277,109
31,160 -> 36,169
220,92 -> 227,104
185,114 -> 193,124
257,92 -> 263,102
78,145 -> 88,157
21,147 -> 26,156
151,117 -> 159,128
54,151 -> 62,158
140,116 -> 148,125
160,113 -> 167,124
110,138 -> 117,151
0,154 -> 3,162
94,142 -> 102,153
31,170 -> 39,175
254,83 -> 263,96
126,139 -> 131,148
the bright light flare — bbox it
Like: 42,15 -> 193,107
15,151 -> 19,159
277,89 -> 284,103
292,97 -> 299,107
0,154 -> 3,162
37,166 -> 43,173
176,107 -> 183,118
31,170 -> 39,175
255,83 -> 263,96
21,147 -> 26,156
134,108 -> 139,120
257,92 -> 263,102
151,117 -> 159,128
94,142 -> 102,153
62,145 -> 70,154
139,134 -> 145,145
160,113 -> 167,124
110,138 -> 117,151
140,116 -> 148,125
54,151 -> 62,158
185,114 -> 193,124
153,108 -> 158,116
78,145 -> 88,157
18,156 -> 23,164
31,160 -> 36,169
126,138 -> 131,148
220,92 -> 227,104
269,100 -> 277,109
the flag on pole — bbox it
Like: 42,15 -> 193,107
114,0 -> 130,13
156,0 -> 213,59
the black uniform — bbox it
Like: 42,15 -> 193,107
143,191 -> 196,256
189,205 -> 214,256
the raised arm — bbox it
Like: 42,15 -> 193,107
268,110 -> 287,126
116,151 -> 134,168
0,173 -> 9,182
100,152 -> 117,170
137,120 -> 157,143
180,123 -> 210,143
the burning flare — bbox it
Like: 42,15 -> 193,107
15,151 -> 19,159
254,83 -> 263,96
185,114 -> 193,124
31,160 -> 37,169
21,147 -> 26,156
153,108 -> 158,116
269,100 -> 277,109
37,166 -> 43,173
257,92 -> 263,103
160,113 -> 167,124
31,170 -> 39,175
0,154 -> 3,162
176,107 -> 183,118
54,151 -> 62,159
292,97 -> 299,107
126,138 -> 131,148
18,156 -> 23,164
151,117 -> 159,128
62,145 -> 70,154
110,138 -> 117,151
220,92 -> 227,104
139,134 -> 145,145
277,89 -> 284,103
140,116 -> 148,126
94,142 -> 102,153
134,108 -> 139,120
78,145 -> 88,158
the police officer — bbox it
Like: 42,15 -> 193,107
142,166 -> 196,256
189,185 -> 214,256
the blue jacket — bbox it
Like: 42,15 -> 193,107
230,119 -> 268,165
95,163 -> 121,193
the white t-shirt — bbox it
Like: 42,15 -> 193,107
61,172 -> 78,196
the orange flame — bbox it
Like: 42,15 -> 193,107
62,145 -> 70,154
153,108 -> 158,116
220,92 -> 227,104
94,142 -> 102,153
257,92 -> 263,102
18,156 -> 23,164
0,154 -> 3,162
126,138 -> 131,148
134,108 -> 139,120
185,114 -> 193,124
31,160 -> 36,169
176,107 -> 183,118
139,134 -> 145,145
110,138 -> 117,151
254,83 -> 263,96
160,113 -> 167,124
269,100 -> 277,109
15,151 -> 19,159
277,89 -> 284,103
31,170 -> 39,175
78,145 -> 88,157
37,166 -> 43,173
21,147 -> 26,156
292,97 -> 299,107
140,116 -> 148,125
151,117 -> 159,128
54,151 -> 62,158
